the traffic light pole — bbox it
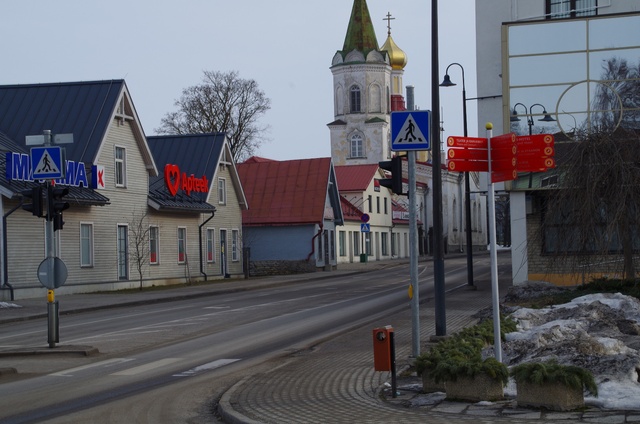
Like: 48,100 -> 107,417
43,130 -> 58,348
408,151 -> 420,358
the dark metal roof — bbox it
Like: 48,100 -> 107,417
0,80 -> 125,164
146,133 -> 226,213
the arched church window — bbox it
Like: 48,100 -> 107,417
350,85 -> 361,113
369,84 -> 381,113
350,134 -> 364,158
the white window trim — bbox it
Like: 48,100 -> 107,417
115,145 -> 127,188
149,225 -> 160,265
177,227 -> 187,264
80,222 -> 94,267
231,229 -> 240,262
218,177 -> 227,205
206,227 -> 216,263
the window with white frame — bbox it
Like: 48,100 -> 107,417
206,228 -> 215,263
350,134 -> 364,158
232,229 -> 239,261
218,178 -> 227,205
546,0 -> 597,19
177,227 -> 187,264
381,232 -> 388,256
339,231 -> 346,257
149,226 -> 159,265
80,223 -> 93,267
115,146 -> 126,187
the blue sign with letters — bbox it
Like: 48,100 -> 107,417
391,110 -> 431,151
31,146 -> 63,179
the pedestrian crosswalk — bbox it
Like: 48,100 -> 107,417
49,357 -> 240,378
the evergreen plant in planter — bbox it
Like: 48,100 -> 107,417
511,360 -> 598,411
433,355 -> 509,402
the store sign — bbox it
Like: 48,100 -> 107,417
164,164 -> 209,197
5,151 -> 103,189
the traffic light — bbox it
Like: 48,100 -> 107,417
378,155 -> 404,195
48,186 -> 70,231
21,186 -> 44,217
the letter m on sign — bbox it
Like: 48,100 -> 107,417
6,152 -> 31,181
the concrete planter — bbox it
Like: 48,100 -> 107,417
444,373 -> 504,402
516,380 -> 584,411
421,371 -> 445,393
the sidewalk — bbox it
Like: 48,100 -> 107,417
2,254 -> 637,423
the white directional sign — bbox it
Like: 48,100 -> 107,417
391,110 -> 431,151
31,146 -> 63,179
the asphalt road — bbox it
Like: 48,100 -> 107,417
0,255 -> 489,423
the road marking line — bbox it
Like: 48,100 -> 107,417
111,358 -> 181,376
50,358 -> 134,377
172,358 -> 240,377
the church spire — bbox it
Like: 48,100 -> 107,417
341,0 -> 379,57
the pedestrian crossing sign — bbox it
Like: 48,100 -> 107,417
391,110 -> 431,151
31,146 -> 63,179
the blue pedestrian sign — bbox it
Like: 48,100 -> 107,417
31,146 -> 63,179
360,223 -> 370,233
391,110 -> 431,151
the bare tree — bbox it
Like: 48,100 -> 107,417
129,210 -> 152,290
156,70 -> 271,162
541,129 -> 640,281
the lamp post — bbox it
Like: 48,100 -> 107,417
440,63 -> 474,287
510,103 -> 556,188
510,103 -> 556,136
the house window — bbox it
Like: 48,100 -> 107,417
117,224 -> 128,280
207,228 -> 215,263
115,146 -> 126,187
339,231 -> 346,256
546,0 -> 597,19
353,231 -> 360,255
80,223 -> 93,267
330,230 -> 335,261
178,227 -> 187,264
232,229 -> 239,261
368,195 -> 372,213
384,198 -> 388,215
218,178 -> 227,205
350,85 -> 361,113
365,234 -> 372,256
149,226 -> 159,265
376,196 -> 380,214
381,232 -> 389,256
350,134 -> 364,158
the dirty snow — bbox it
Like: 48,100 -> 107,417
500,292 -> 640,410
0,302 -> 21,309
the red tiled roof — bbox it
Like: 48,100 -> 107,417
237,157 -> 332,226
340,196 -> 364,222
243,156 -> 277,164
335,164 -> 380,191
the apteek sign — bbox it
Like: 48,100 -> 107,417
164,164 -> 209,197
5,152 -> 105,189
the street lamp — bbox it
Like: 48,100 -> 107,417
510,103 -> 556,135
511,103 -> 556,189
440,62 -> 474,287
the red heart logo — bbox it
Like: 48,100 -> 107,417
164,164 -> 180,196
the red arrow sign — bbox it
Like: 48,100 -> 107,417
447,136 -> 487,149
517,134 -> 554,148
517,157 -> 556,172
448,148 -> 488,161
492,157 -> 517,172
491,145 -> 517,161
518,145 -> 555,157
492,169 -> 518,183
490,132 -> 516,147
447,159 -> 488,173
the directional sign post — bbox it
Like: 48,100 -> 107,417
391,110 -> 431,151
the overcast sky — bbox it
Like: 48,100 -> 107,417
1,1 -> 477,161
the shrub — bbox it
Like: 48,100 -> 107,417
511,360 -> 598,396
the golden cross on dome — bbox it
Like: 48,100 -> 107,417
384,12 -> 395,36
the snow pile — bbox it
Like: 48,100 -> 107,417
0,302 -> 21,309
502,292 -> 640,410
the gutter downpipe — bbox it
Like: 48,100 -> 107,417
199,211 -> 216,281
3,202 -> 23,301
306,222 -> 324,263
